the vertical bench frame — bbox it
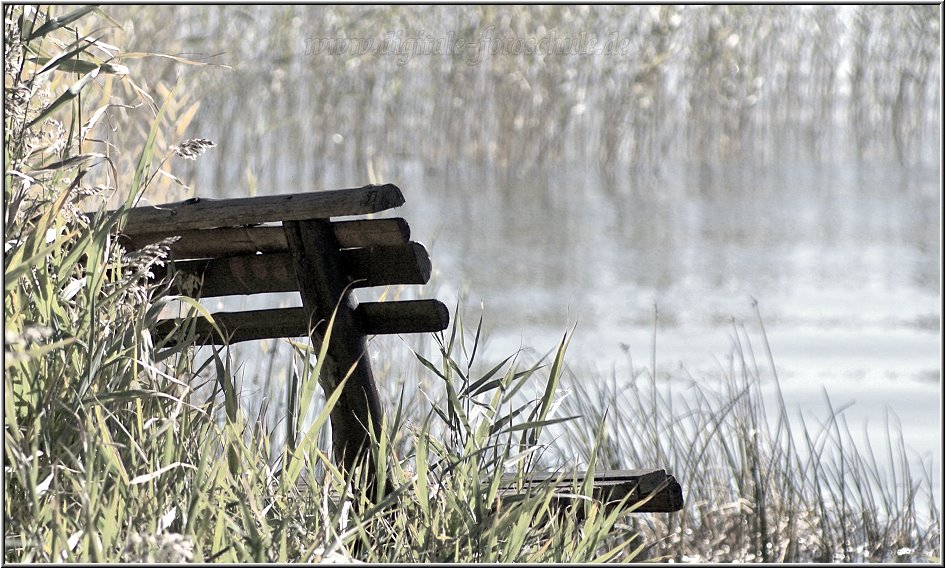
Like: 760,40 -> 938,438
282,218 -> 384,473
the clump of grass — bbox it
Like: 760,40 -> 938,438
340,309 -> 644,562
4,5 -> 233,562
549,304 -> 942,562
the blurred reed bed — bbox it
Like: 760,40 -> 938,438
4,5 -> 941,563
104,5 -> 940,194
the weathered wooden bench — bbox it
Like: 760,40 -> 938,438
113,183 -> 682,514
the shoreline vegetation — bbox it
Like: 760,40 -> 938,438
3,6 -> 941,562
112,4 -> 941,194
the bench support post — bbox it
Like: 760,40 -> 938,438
283,219 -> 384,488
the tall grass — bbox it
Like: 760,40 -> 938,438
547,305 -> 941,562
4,5 -> 940,563
2,7 -> 639,562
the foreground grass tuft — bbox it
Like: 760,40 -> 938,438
549,309 -> 941,562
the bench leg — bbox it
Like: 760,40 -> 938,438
283,219 -> 384,489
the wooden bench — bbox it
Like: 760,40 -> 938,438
113,183 -> 683,514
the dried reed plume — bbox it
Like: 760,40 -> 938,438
172,138 -> 216,160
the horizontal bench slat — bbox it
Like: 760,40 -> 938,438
161,242 -> 431,297
334,218 -> 411,249
153,300 -> 450,344
121,218 -> 411,258
356,299 -> 450,335
117,183 -> 404,235
168,252 -> 298,296
156,307 -> 306,344
125,226 -> 287,258
497,469 -> 683,513
341,242 -> 432,288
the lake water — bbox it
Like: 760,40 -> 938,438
383,161 -> 942,498
397,164 -> 939,381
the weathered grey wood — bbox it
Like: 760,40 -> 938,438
332,218 -> 410,248
164,253 -> 297,296
356,300 -> 449,335
121,218 -> 411,259
339,243 -> 431,287
283,219 -> 385,486
124,225 -> 288,258
162,243 -> 432,297
154,307 -> 308,344
153,300 -> 450,344
498,469 -> 683,514
119,183 -> 404,236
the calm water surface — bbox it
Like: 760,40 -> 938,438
396,164 -> 939,375
387,162 -> 941,492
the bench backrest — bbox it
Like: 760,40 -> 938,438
120,183 -> 448,343
118,184 -> 447,480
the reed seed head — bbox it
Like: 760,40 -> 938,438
172,138 -> 216,160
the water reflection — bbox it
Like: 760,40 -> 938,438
394,161 -> 939,392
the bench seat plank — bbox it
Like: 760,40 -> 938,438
121,218 -> 411,259
153,300 -> 450,344
161,242 -> 431,297
119,183 -> 404,235
497,468 -> 683,513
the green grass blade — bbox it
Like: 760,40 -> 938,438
23,5 -> 97,41
26,67 -> 100,129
